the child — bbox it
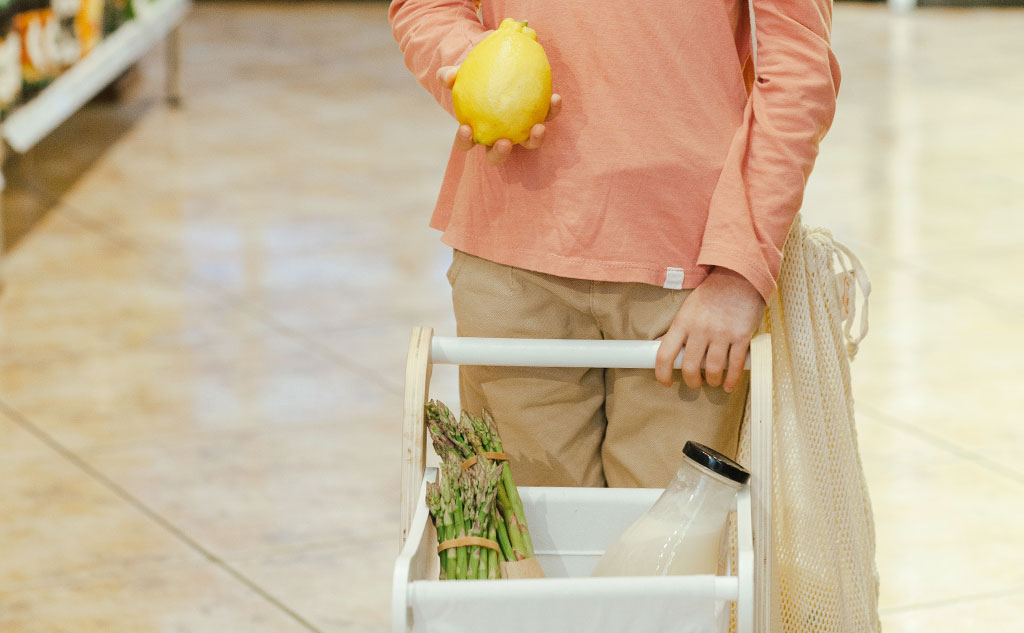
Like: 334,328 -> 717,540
389,0 -> 840,487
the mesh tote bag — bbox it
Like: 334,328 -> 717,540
726,213 -> 879,633
729,2 -> 882,629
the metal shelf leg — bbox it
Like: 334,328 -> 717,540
165,26 -> 182,108
0,141 -> 6,294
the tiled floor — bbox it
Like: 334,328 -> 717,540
1,2 -> 1022,632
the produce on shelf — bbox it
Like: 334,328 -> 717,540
0,0 -> 22,116
53,0 -> 77,66
76,0 -> 104,55
14,0 -> 61,95
1,0 -> 159,114
102,0 -> 132,35
49,0 -> 102,66
424,400 -> 544,579
102,0 -> 155,30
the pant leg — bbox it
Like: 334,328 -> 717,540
593,281 -> 748,488
450,250 -> 607,487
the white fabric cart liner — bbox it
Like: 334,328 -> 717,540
410,576 -> 728,633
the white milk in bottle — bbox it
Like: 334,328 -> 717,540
592,441 -> 750,577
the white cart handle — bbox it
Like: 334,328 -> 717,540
430,336 -> 750,369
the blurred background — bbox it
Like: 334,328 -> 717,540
0,1 -> 1021,631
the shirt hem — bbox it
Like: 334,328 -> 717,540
439,233 -> 709,290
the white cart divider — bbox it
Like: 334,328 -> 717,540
395,330 -> 772,633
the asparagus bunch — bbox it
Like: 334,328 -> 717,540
425,400 -> 535,566
426,457 -> 503,580
470,409 -> 535,560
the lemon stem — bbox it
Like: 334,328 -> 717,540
521,20 -> 528,27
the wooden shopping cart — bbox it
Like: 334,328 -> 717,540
393,328 -> 773,633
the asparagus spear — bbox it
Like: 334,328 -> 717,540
461,411 -> 487,455
495,483 -> 529,560
492,507 -> 515,562
426,482 -> 446,579
463,470 -> 479,580
440,475 -> 457,580
426,401 -> 474,459
487,523 -> 500,579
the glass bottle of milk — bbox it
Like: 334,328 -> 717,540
592,441 -> 750,577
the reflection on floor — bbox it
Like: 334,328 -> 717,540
1,3 -> 1022,632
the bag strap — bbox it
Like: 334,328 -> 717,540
829,238 -> 872,357
800,224 -> 873,359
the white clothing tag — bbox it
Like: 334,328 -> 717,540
663,267 -> 685,290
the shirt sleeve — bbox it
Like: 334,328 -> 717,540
389,0 -> 492,117
696,0 -> 842,303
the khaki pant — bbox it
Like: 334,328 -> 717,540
449,250 -> 748,488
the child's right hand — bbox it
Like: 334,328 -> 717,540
437,65 -> 562,166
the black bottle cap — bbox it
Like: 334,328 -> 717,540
683,441 -> 751,485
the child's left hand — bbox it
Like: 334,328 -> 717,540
437,65 -> 562,165
655,268 -> 765,393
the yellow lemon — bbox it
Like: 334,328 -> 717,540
452,18 -> 552,146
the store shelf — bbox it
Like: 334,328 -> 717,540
2,0 -> 190,153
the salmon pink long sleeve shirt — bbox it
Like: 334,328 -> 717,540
389,0 -> 840,302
